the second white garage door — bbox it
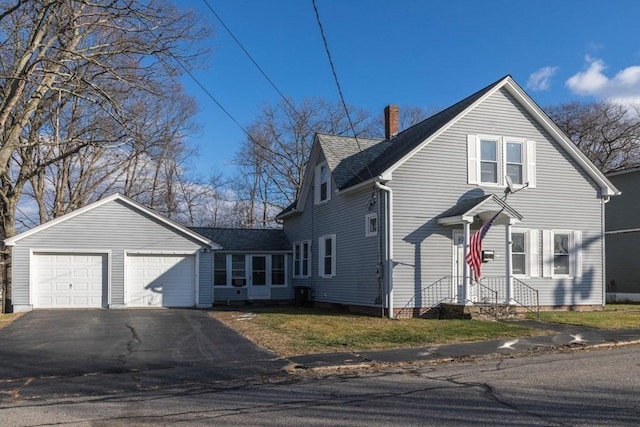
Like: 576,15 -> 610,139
126,254 -> 195,307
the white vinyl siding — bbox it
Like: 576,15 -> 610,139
467,135 -> 536,188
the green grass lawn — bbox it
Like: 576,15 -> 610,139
532,304 -> 640,330
213,306 -> 546,357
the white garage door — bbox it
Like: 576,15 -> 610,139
34,253 -> 106,308
126,254 -> 195,307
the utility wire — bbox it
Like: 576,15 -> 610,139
311,0 -> 364,153
200,0 -> 371,184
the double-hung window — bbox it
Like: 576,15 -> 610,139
319,234 -> 336,278
542,230 -> 582,278
506,140 -> 523,185
511,229 -> 540,278
468,135 -> 535,188
553,232 -> 570,275
480,138 -> 499,184
293,240 -> 311,278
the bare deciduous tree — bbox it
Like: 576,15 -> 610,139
0,0 -> 209,239
547,101 -> 640,173
232,97 -> 374,227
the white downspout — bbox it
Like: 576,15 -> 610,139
375,181 -> 394,319
602,196 -> 610,306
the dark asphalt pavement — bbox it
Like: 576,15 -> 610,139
1,309 -> 639,401
0,309 -> 287,398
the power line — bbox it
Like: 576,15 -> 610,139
199,0 -> 371,183
311,0 -> 363,152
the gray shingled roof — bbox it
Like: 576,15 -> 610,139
317,134 -> 386,189
277,76 -> 509,218
189,228 -> 290,252
340,76 -> 507,189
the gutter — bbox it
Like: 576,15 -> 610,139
375,180 -> 394,319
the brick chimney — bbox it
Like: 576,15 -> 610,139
384,104 -> 399,139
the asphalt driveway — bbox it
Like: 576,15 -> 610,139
0,309 -> 286,385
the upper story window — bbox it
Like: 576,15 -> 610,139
506,141 -> 523,185
480,138 -> 498,183
468,135 -> 536,189
315,161 -> 331,204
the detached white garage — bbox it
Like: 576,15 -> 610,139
4,194 -> 219,312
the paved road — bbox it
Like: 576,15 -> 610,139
1,343 -> 638,426
0,309 -> 287,398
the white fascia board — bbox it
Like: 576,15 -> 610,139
4,193 -> 218,249
502,80 -> 620,198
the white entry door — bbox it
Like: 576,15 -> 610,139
248,255 -> 270,300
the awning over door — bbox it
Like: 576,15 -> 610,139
437,194 -> 523,226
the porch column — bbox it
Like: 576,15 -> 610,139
463,220 -> 471,305
505,221 -> 515,305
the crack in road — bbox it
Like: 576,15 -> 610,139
117,323 -> 141,367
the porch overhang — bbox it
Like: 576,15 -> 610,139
437,194 -> 523,226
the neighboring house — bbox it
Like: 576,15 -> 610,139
277,75 -> 619,317
605,168 -> 640,302
3,194 -> 292,312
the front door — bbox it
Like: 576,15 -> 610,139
249,255 -> 270,300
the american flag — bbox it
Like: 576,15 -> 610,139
466,210 -> 501,281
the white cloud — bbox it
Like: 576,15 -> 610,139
566,56 -> 640,104
526,66 -> 558,91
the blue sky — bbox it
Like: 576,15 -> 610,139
180,0 -> 640,179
